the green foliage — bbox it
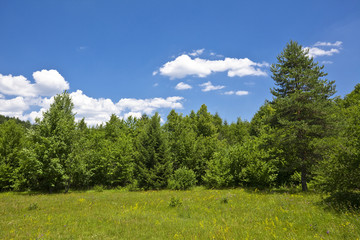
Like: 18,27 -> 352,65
323,192 -> 360,212
204,137 -> 278,189
168,196 -> 182,207
203,149 -> 235,188
31,91 -> 76,192
93,185 -> 104,192
0,114 -> 32,129
27,202 -> 39,211
270,40 -> 336,191
135,112 -> 172,189
168,167 -> 197,190
0,119 -> 26,190
1,42 -> 360,195
315,84 -> 360,193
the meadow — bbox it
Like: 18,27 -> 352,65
0,188 -> 359,240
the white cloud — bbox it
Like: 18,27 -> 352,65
189,49 -> 205,57
117,96 -> 184,115
304,41 -> 343,59
157,54 -> 268,79
321,60 -> 333,64
0,97 -> 29,112
199,81 -> 225,92
175,82 -> 192,90
304,47 -> 340,58
70,90 -> 119,125
33,69 -> 69,96
224,91 -> 234,95
124,112 -> 143,120
224,90 -> 249,96
235,90 -> 249,96
0,70 -> 69,97
0,74 -> 36,97
8,91 -> 184,126
0,70 -> 185,126
314,41 -> 342,47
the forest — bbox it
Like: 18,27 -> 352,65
0,41 -> 359,196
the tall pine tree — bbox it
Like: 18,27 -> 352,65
270,41 -> 336,191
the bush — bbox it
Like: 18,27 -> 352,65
168,167 -> 197,190
27,203 -> 39,210
168,196 -> 182,207
323,192 -> 360,212
203,151 -> 235,188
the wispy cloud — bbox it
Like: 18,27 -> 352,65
321,60 -> 333,64
304,47 -> 340,58
175,82 -> 192,90
304,41 -> 342,58
224,90 -> 249,96
199,81 -> 225,92
314,41 -> 342,47
189,48 -> 205,57
78,46 -> 88,51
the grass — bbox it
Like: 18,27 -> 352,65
0,188 -> 359,239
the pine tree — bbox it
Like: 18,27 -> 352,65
135,112 -> 172,189
270,41 -> 336,191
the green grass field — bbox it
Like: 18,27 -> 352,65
0,188 -> 359,239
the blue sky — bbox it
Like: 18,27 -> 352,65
0,0 -> 359,125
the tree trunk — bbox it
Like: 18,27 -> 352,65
301,167 -> 308,191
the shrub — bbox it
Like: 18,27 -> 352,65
168,196 -> 182,207
168,167 -> 197,190
27,203 -> 39,210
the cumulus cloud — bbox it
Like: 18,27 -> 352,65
0,70 -> 69,97
199,81 -> 225,92
11,92 -> 184,126
175,82 -> 192,90
117,96 -> 184,115
0,69 -> 184,125
0,97 -> 29,113
0,74 -> 36,97
69,90 -> 119,125
314,41 -> 342,47
33,69 -> 69,96
224,90 -> 249,96
124,112 -> 143,120
156,54 -> 268,79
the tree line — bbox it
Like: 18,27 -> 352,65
0,41 -> 359,194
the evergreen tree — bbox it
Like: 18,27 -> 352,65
135,112 -> 172,189
315,84 -> 360,192
270,41 -> 336,191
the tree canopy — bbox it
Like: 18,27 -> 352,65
0,41 -> 357,195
